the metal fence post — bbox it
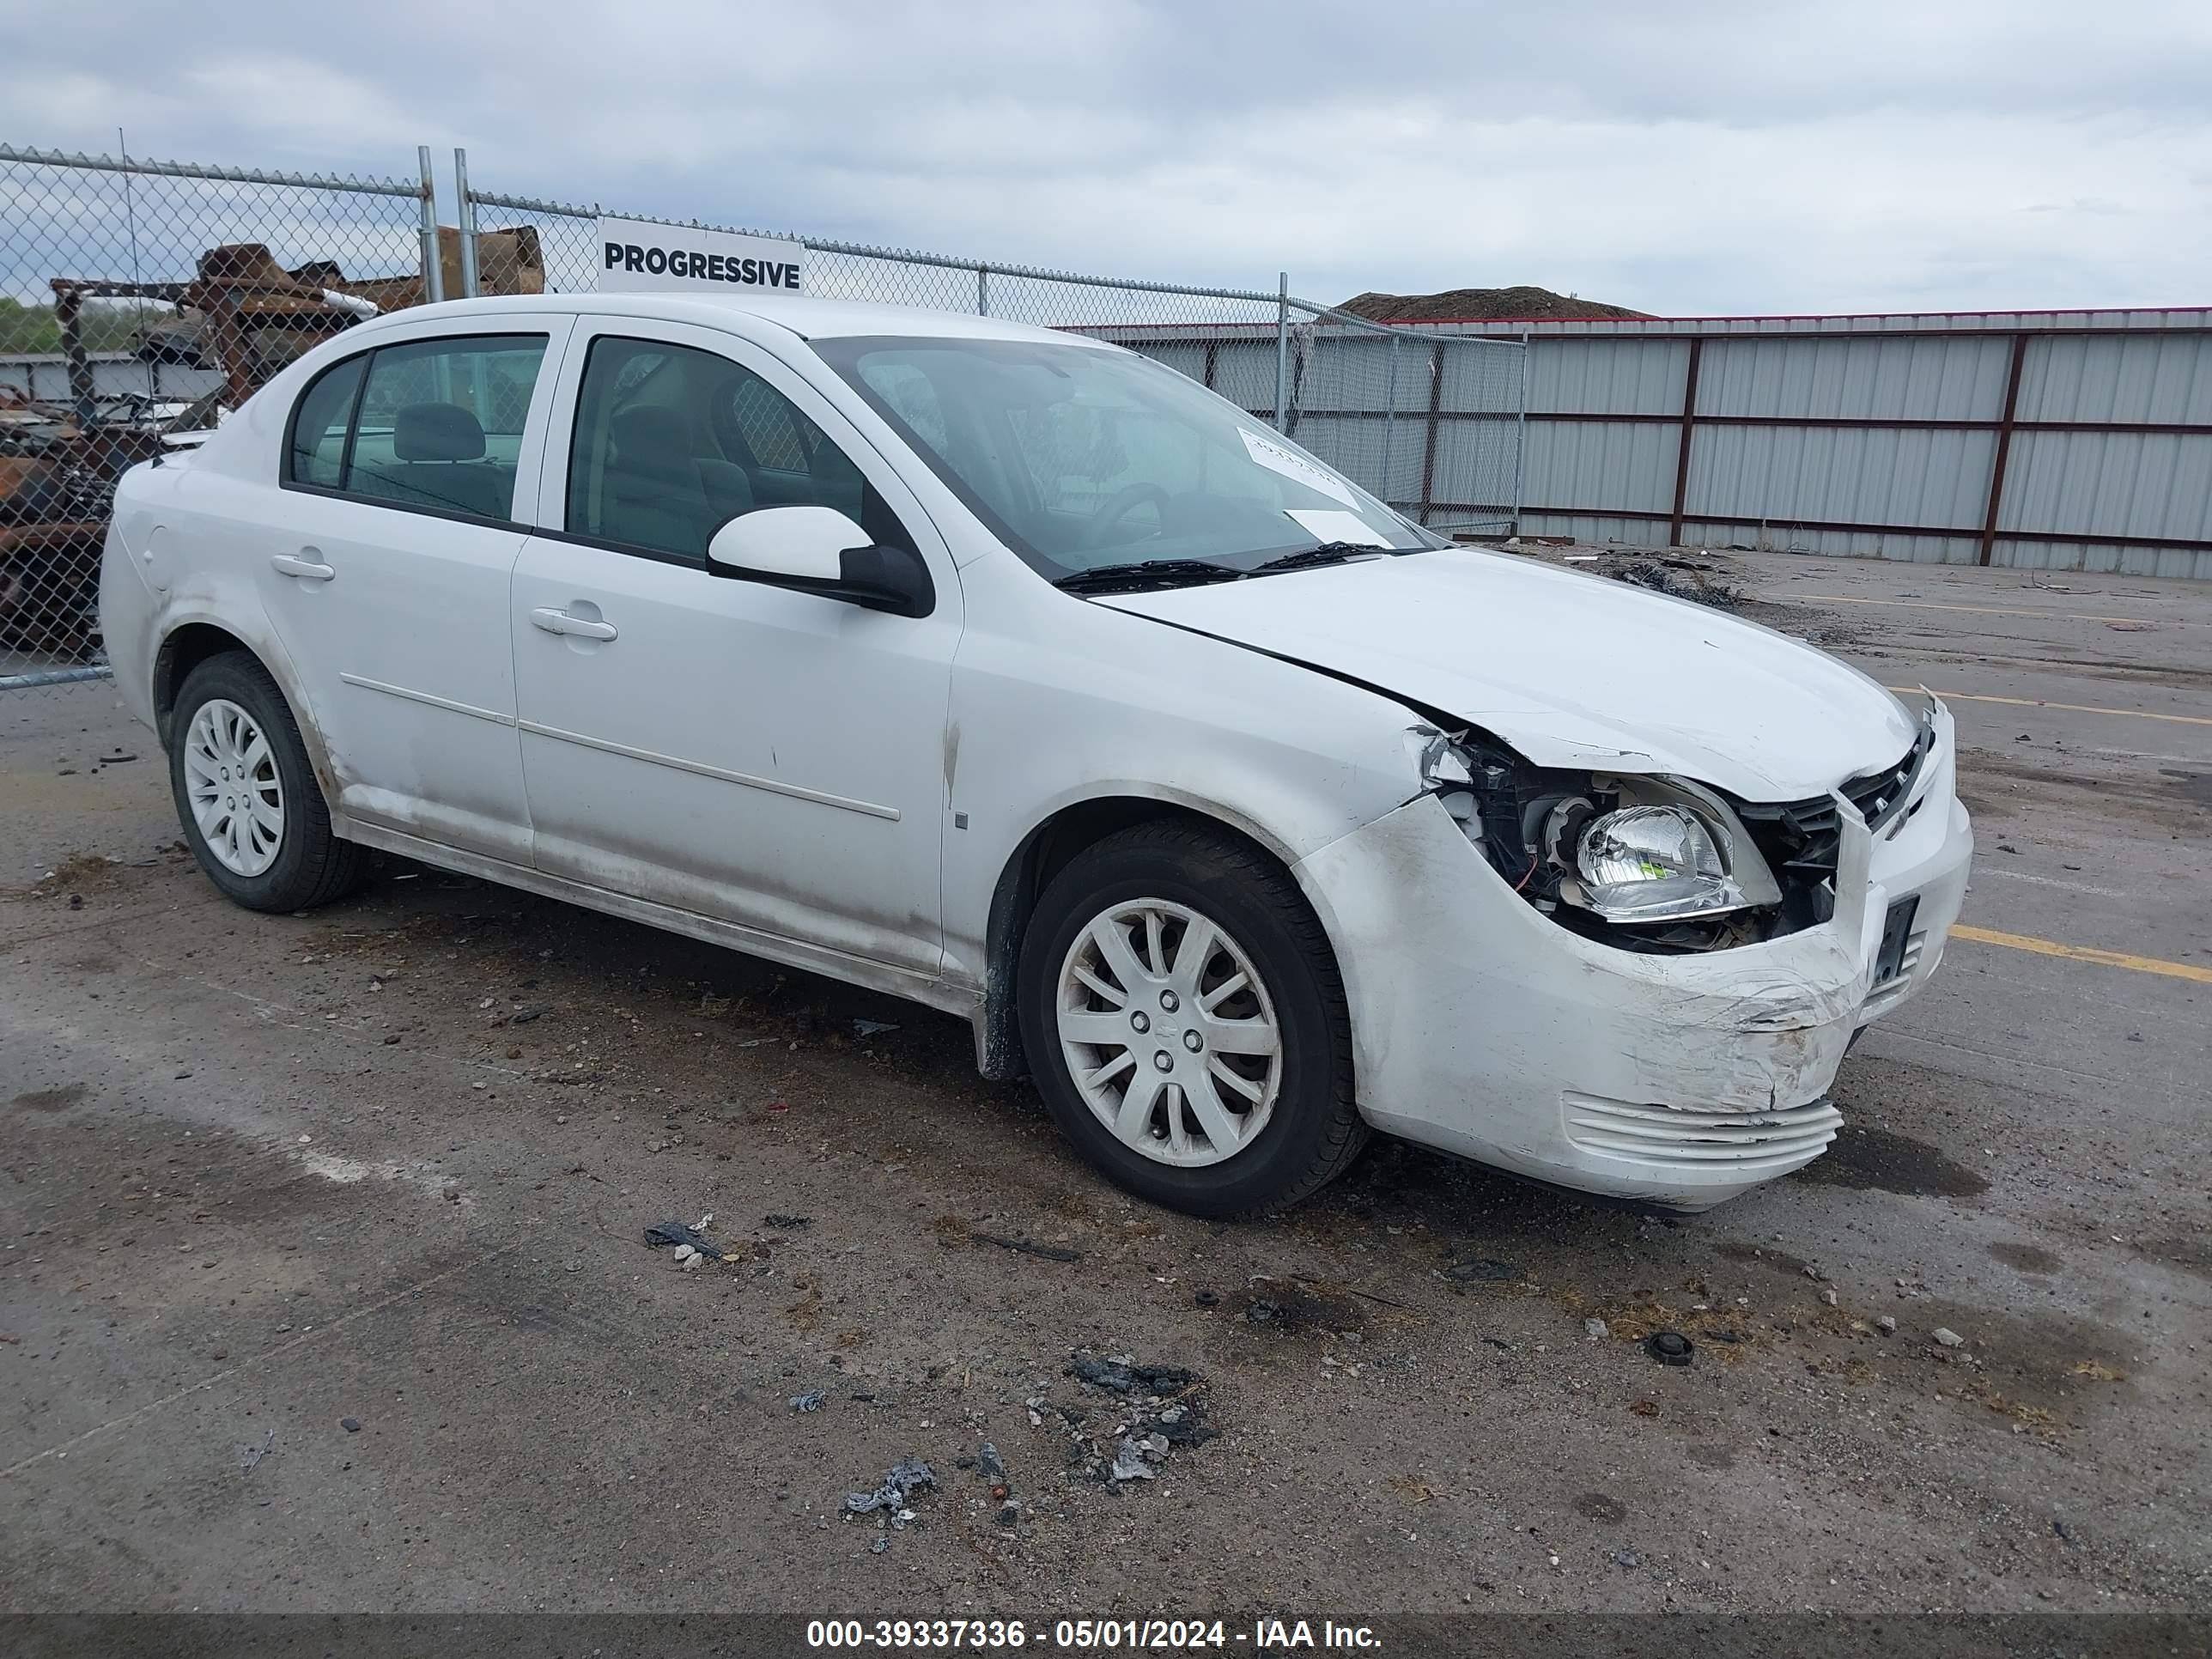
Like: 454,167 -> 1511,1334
416,145 -> 445,304
1382,336 -> 1400,510
1668,337 -> 1703,547
1417,341 -> 1444,526
976,264 -> 989,317
1273,271 -> 1291,433
1512,332 -> 1530,533
1977,332 -> 2029,567
453,148 -> 480,299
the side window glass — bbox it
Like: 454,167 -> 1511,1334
285,355 -> 365,488
725,378 -> 809,471
344,334 -> 548,520
708,365 -> 866,524
567,336 -> 902,561
566,337 -> 710,560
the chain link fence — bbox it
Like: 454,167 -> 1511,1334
1,139 -> 1522,691
464,183 -> 1524,533
2,142 -> 437,688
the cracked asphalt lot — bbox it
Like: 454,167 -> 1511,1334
1,552 -> 2206,1616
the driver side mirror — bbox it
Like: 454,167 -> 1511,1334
705,505 -> 933,618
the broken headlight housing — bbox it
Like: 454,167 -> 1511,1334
1419,732 -> 1786,952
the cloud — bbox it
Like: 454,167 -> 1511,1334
4,0 -> 2209,314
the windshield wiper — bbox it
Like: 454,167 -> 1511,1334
1248,542 -> 1395,575
1055,559 -> 1244,594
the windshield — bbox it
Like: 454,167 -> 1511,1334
813,335 -> 1443,582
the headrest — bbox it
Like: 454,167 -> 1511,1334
611,406 -> 696,481
393,401 -> 486,462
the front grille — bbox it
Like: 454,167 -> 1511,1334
1731,724 -> 1934,928
1563,1092 -> 1844,1171
1841,725 -> 1934,835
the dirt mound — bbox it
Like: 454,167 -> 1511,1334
1339,285 -> 1647,323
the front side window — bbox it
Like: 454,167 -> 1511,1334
283,332 -> 548,521
565,335 -> 897,562
816,335 -> 1440,581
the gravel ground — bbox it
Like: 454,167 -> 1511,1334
1,550 -> 2206,1620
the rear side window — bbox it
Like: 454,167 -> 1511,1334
286,355 -> 365,488
283,332 -> 548,523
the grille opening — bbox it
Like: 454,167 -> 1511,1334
1731,726 -> 1931,930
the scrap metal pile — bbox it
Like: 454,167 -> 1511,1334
2,228 -> 541,667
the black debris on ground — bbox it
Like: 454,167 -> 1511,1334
1442,1257 -> 1517,1283
1066,1353 -> 1198,1395
843,1458 -> 937,1516
967,1231 -> 1080,1263
1607,559 -> 1742,611
1053,1351 -> 1217,1485
642,1220 -> 726,1260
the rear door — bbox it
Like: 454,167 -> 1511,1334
257,320 -> 573,861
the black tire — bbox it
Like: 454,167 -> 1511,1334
1017,820 -> 1366,1218
167,650 -> 368,913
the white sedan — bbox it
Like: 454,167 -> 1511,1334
100,293 -> 1972,1216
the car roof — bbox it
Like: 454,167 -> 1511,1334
385,291 -> 1118,349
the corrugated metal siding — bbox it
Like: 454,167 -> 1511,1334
1522,421 -> 1678,517
1524,338 -> 1686,416
2019,333 -> 2212,424
1696,335 -> 2011,421
1209,341 -> 1281,412
1475,307 -> 2212,579
2000,430 -> 2212,542
1686,424 -> 1996,532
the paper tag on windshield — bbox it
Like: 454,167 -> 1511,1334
1241,428 -> 1358,507
1285,509 -> 1391,548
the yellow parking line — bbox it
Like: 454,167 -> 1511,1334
1953,924 -> 2212,985
1806,593 -> 2211,629
1887,688 -> 2212,727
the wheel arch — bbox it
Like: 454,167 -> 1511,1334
975,790 -> 1316,1081
153,617 -> 343,815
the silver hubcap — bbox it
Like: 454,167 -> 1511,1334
1055,897 -> 1283,1168
183,698 -> 283,878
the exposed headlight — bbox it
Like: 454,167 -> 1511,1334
1418,730 -> 1782,941
1571,804 -> 1747,923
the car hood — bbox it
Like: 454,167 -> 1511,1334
1093,547 -> 1917,801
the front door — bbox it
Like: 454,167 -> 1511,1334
255,321 -> 573,862
510,319 -> 959,975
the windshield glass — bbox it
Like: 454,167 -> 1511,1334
813,335 -> 1442,581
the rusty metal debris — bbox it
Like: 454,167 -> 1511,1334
4,229 -> 544,667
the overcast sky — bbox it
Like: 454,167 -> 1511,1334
9,0 -> 2212,315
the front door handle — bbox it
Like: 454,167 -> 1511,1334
270,553 -> 335,581
528,606 -> 618,642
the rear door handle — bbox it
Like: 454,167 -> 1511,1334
528,606 -> 618,642
270,553 -> 335,581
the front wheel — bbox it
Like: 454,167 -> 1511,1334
1017,822 -> 1365,1217
167,651 -> 367,912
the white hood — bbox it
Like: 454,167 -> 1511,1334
1096,547 -> 1917,802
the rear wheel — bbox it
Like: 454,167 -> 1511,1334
1017,822 -> 1365,1217
168,651 -> 366,912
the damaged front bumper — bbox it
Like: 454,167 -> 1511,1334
1295,714 -> 1972,1210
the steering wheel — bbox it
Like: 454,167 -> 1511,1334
1084,483 -> 1170,550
